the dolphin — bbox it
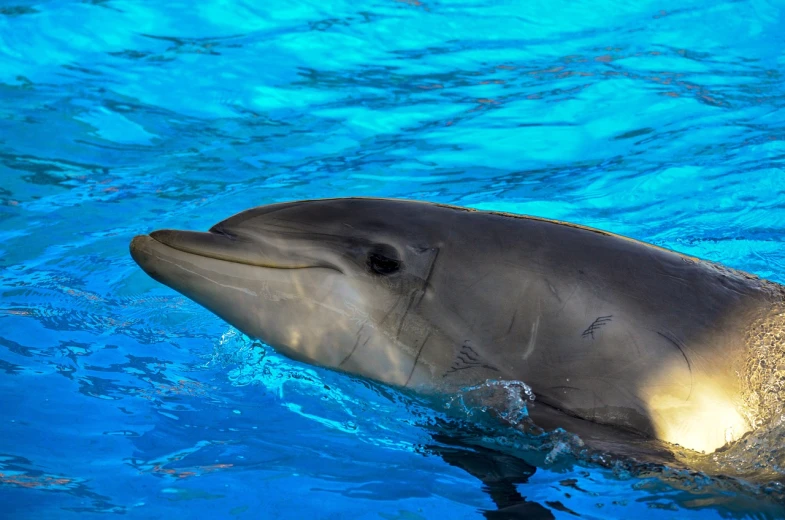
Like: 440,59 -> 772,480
129,198 -> 784,454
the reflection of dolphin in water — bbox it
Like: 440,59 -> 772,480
129,198 -> 784,455
424,431 -> 555,519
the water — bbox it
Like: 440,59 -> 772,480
1,0 -> 785,517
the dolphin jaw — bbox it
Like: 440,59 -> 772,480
131,230 -> 341,273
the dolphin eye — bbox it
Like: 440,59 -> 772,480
367,252 -> 401,275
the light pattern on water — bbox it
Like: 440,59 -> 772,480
1,0 -> 785,518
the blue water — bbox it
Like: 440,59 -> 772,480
2,0 -> 785,518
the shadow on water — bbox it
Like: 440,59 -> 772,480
422,434 -> 555,519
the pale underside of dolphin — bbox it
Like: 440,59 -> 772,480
129,198 -> 785,454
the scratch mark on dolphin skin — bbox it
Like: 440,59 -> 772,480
463,270 -> 492,295
457,350 -> 478,362
443,343 -> 499,376
581,316 -> 612,339
655,269 -> 693,290
380,294 -> 404,328
546,279 -> 562,303
412,248 -> 439,308
505,309 -> 518,335
552,283 -> 578,318
656,331 -> 694,400
549,386 -> 582,392
395,291 -> 419,341
521,314 -> 540,361
338,325 -> 369,369
405,332 -> 431,386
444,365 -> 498,374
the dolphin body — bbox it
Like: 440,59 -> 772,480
129,198 -> 785,454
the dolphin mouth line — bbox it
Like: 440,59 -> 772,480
134,232 -> 342,273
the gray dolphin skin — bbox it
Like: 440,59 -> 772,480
129,198 -> 785,454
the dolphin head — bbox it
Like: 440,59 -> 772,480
130,198 -> 450,388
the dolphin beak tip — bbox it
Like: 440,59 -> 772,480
130,234 -> 156,266
130,234 -> 147,252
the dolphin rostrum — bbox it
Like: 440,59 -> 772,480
130,198 -> 785,454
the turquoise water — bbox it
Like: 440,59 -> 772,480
2,0 -> 785,518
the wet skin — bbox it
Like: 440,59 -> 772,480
130,198 -> 784,454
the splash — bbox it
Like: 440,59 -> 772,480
206,328 -> 436,446
446,379 -> 536,426
440,379 -> 595,467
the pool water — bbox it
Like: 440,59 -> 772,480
2,0 -> 785,518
